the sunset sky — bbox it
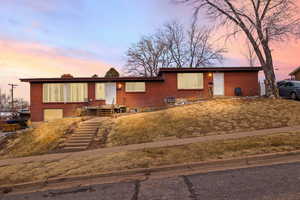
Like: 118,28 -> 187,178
0,0 -> 299,101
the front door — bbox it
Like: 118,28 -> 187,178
213,73 -> 225,96
105,82 -> 117,105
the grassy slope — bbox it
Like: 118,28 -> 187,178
0,118 -> 82,158
1,131 -> 299,186
108,98 -> 300,146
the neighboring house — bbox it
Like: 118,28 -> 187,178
21,67 -> 261,121
289,67 -> 300,81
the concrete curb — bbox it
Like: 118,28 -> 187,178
1,150 -> 300,192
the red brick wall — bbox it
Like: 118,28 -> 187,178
30,83 -> 43,122
116,72 -> 212,107
224,72 -> 259,96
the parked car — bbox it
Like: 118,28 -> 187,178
278,80 -> 300,100
0,112 -> 14,119
277,80 -> 288,87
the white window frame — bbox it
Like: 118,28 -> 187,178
177,73 -> 204,90
125,82 -> 146,92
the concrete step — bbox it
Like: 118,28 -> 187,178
71,134 -> 94,138
79,126 -> 99,129
69,137 -> 93,141
76,128 -> 97,131
64,142 -> 90,147
79,123 -> 101,126
67,139 -> 92,143
74,130 -> 96,134
72,132 -> 95,136
63,146 -> 87,151
73,132 -> 95,135
77,129 -> 98,132
78,129 -> 98,131
72,135 -> 94,139
75,131 -> 96,135
77,130 -> 97,132
66,137 -> 94,142
80,122 -> 102,125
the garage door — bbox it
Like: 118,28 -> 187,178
44,109 -> 63,121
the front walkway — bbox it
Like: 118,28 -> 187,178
1,125 -> 300,167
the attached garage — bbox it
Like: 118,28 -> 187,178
43,109 -> 63,121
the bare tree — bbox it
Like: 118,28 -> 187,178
125,35 -> 172,77
176,0 -> 300,97
161,21 -> 187,68
187,19 -> 225,67
125,20 -> 225,76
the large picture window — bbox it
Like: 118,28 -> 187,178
43,84 -> 65,103
177,73 -> 203,90
43,83 -> 88,103
125,82 -> 146,92
66,83 -> 88,102
95,83 -> 105,100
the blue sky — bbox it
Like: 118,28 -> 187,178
0,0 -> 193,66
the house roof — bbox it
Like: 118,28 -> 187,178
289,66 -> 300,76
20,67 -> 262,83
20,77 -> 164,83
158,67 -> 262,74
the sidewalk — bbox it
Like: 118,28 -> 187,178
1,125 -> 300,167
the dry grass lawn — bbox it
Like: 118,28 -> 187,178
0,118 -> 82,158
0,131 -> 299,186
107,98 -> 300,146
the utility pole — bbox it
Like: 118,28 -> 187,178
8,84 -> 18,112
0,88 -> 2,111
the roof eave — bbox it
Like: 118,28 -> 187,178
20,77 -> 164,83
158,67 -> 262,75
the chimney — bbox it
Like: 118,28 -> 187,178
61,74 -> 74,79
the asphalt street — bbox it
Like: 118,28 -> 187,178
2,162 -> 300,200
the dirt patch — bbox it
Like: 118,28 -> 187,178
107,98 -> 300,146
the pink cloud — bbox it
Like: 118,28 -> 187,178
215,31 -> 300,81
0,39 -> 114,101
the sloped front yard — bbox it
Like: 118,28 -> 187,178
0,131 -> 300,186
107,98 -> 300,146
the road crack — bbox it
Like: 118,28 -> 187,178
131,180 -> 141,200
182,175 -> 198,200
43,186 -> 95,197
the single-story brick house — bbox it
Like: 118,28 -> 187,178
290,66 -> 300,81
21,67 -> 261,121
